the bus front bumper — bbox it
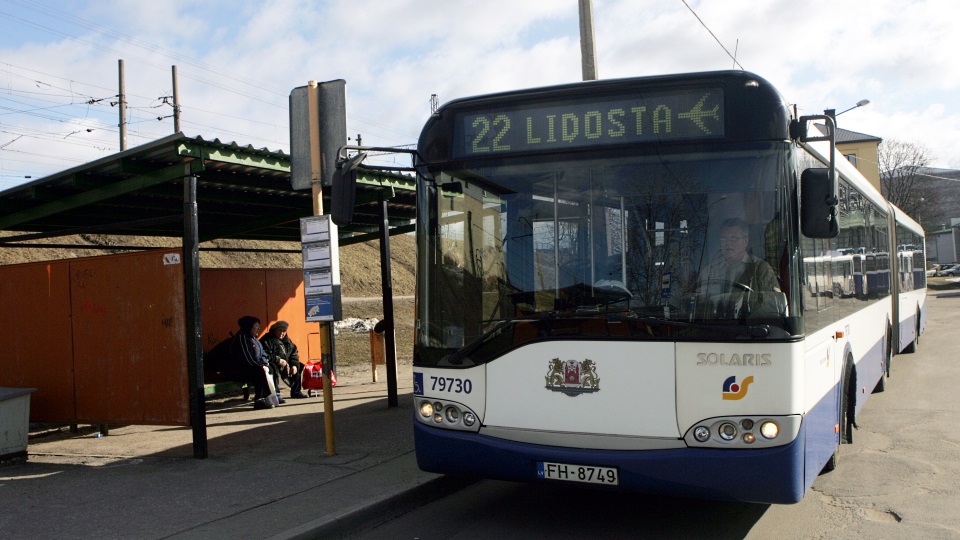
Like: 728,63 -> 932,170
414,420 -> 809,504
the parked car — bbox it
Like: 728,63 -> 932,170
939,264 -> 960,277
935,263 -> 960,277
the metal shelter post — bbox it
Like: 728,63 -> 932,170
183,171 -> 208,458
379,194 -> 399,407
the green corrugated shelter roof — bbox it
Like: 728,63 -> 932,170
0,133 -> 415,245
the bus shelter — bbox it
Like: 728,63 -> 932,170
0,132 -> 416,457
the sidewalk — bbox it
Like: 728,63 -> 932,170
0,366 -> 469,539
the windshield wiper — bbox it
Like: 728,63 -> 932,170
442,309 -> 628,366
621,314 -> 771,338
442,309 -> 774,366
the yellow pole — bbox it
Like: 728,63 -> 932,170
307,80 -> 336,456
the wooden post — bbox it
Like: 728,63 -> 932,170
370,329 -> 383,382
307,80 -> 337,456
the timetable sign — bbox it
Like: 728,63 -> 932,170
302,241 -> 332,269
301,215 -> 331,243
300,215 -> 342,322
304,269 -> 333,296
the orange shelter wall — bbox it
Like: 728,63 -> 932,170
0,249 -> 189,425
200,269 -> 320,357
0,261 -> 75,423
70,251 -> 189,425
0,250 -> 316,426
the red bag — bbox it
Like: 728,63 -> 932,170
302,361 -> 337,390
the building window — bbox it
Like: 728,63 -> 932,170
844,153 -> 858,167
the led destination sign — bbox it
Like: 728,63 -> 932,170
455,88 -> 724,158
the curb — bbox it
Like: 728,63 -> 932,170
272,474 -> 475,539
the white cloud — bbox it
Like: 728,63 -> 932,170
2,0 -> 959,187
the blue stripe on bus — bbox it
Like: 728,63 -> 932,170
414,355 -> 889,505
415,420 -> 810,504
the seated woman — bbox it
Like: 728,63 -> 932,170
228,315 -> 278,410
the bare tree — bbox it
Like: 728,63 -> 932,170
878,139 -> 932,221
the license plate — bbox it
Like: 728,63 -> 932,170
537,461 -> 619,486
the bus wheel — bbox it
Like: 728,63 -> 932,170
823,363 -> 854,474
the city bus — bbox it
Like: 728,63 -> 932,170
407,71 -> 926,504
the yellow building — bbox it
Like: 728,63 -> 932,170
835,127 -> 882,193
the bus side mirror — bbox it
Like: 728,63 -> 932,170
331,168 -> 357,226
800,168 -> 839,238
331,152 -> 366,226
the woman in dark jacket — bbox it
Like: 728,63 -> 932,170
229,315 -> 276,409
260,320 -> 307,400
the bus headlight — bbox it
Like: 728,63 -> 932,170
684,416 -> 799,448
419,402 -> 434,418
415,398 -> 480,432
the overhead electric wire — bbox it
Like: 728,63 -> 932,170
0,10 -> 288,110
0,1 -> 420,180
679,0 -> 744,70
3,0 -> 289,96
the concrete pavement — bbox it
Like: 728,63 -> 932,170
0,365 -> 470,539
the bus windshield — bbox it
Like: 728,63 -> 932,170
416,147 -> 800,367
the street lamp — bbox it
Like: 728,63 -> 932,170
825,99 -> 870,121
836,99 -> 871,116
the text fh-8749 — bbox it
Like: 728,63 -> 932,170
408,71 -> 926,504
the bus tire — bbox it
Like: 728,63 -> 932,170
823,361 -> 855,474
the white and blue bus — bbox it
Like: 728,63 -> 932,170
409,71 -> 925,504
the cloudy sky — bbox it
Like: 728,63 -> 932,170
1,0 -> 957,189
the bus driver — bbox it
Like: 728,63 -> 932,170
699,217 -> 780,317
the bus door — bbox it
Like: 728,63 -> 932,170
801,235 -> 842,469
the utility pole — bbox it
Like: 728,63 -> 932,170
118,59 -> 127,150
172,65 -> 181,133
579,0 -> 598,81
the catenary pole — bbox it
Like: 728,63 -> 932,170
118,59 -> 127,150
579,0 -> 599,81
172,65 -> 181,133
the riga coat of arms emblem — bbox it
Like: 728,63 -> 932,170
545,358 -> 600,396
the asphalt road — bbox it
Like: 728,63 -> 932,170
748,288 -> 960,539
347,289 -> 960,539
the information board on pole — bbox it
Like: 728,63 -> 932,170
301,215 -> 342,322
